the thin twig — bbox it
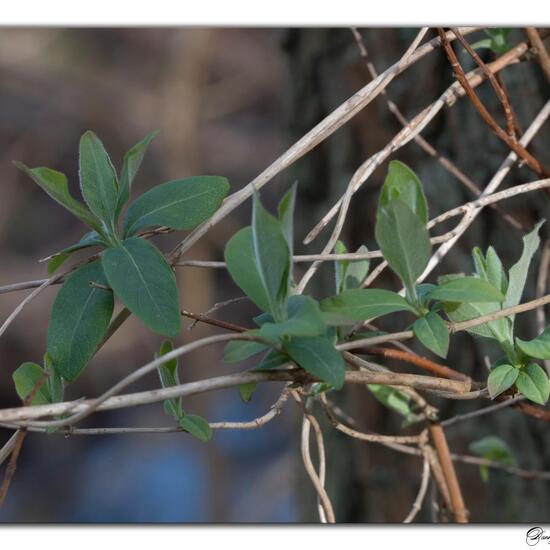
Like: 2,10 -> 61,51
181,309 -> 249,333
304,37 -> 536,246
452,28 -> 517,140
364,347 -> 470,382
438,27 -> 549,177
350,27 -> 524,231
403,457 -> 431,523
525,27 -> 550,85
441,395 -> 525,428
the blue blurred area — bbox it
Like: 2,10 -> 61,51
0,382 -> 298,522
63,440 -> 208,522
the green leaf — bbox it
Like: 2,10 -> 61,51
379,160 -> 428,224
179,414 -> 212,442
43,352 -> 64,404
427,276 -> 505,303
487,364 -> 518,399
47,261 -> 114,381
517,325 -> 550,359
156,339 -> 182,418
504,221 -> 544,319
225,227 -> 271,313
469,436 -> 516,482
413,312 -> 449,358
14,162 -> 101,231
320,288 -> 416,325
223,332 -> 269,363
239,382 -> 257,403
251,194 -> 290,321
344,245 -> 370,290
485,246 -> 508,294
334,241 -> 349,294
79,131 -> 119,228
255,349 -> 289,371
516,363 -> 550,405
259,295 -> 326,341
368,384 -> 422,427
225,196 -> 290,319
375,199 -> 431,297
46,231 -> 106,274
278,182 -> 297,258
101,237 -> 181,337
12,362 -> 50,405
283,336 -> 345,389
158,339 -> 178,377
116,130 -> 159,217
123,176 -> 229,237
469,38 -> 493,51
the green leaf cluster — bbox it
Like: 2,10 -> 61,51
16,130 -> 229,384
224,188 -> 345,389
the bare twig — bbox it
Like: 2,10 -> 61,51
403,457 -> 431,523
526,27 -> 550,85
438,28 -> 549,177
351,27 -> 524,231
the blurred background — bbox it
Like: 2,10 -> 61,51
0,27 -> 549,523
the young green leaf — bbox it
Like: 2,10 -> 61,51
283,336 -> 345,389
259,295 -> 326,341
375,199 -> 431,298
14,162 -> 101,231
225,227 -> 271,313
413,312 -> 449,358
223,333 -> 269,363
379,160 -> 428,224
320,288 -> 416,325
239,382 -> 257,403
516,363 -> 550,405
156,339 -> 182,418
487,364 -> 518,399
368,384 -> 423,427
516,325 -> 550,360
504,221 -> 543,318
278,182 -> 297,258
255,349 -> 289,371
179,414 -> 212,442
225,198 -> 290,318
334,241 -> 349,294
47,261 -> 114,381
12,362 -> 50,405
79,131 -> 119,228
469,435 -> 516,482
344,245 -> 370,290
251,194 -> 290,321
485,246 -> 508,294
46,231 -> 106,274
115,130 -> 159,217
426,276 -> 505,303
43,352 -> 64,404
101,237 -> 181,337
123,176 -> 229,237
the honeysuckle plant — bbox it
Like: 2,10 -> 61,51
11,145 -> 550,445
222,160 -> 550,408
12,131 -> 229,438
